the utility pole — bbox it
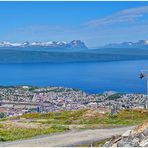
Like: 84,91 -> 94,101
139,70 -> 148,109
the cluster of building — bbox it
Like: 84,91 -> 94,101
0,86 -> 147,117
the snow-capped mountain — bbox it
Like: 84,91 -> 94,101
103,40 -> 148,48
0,40 -> 88,49
0,42 -> 22,47
69,40 -> 87,49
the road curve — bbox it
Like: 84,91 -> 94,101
0,126 -> 134,147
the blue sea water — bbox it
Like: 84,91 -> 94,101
0,60 -> 148,94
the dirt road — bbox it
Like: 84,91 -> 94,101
0,126 -> 134,147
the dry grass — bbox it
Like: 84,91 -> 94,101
132,121 -> 148,134
0,109 -> 147,142
82,109 -> 107,119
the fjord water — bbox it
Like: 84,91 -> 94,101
0,60 -> 147,94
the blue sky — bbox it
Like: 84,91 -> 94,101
1,1 -> 148,47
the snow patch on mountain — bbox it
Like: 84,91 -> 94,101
0,40 -> 87,49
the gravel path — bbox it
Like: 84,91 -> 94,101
0,126 -> 134,147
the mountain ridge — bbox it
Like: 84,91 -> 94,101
0,40 -> 87,50
103,40 -> 148,49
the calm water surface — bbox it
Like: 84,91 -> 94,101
0,60 -> 148,94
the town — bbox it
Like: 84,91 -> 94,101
0,86 -> 147,117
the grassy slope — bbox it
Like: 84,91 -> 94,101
20,109 -> 148,126
0,109 -> 147,141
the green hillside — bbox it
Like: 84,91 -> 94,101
0,109 -> 147,141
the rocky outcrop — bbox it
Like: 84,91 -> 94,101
104,121 -> 148,147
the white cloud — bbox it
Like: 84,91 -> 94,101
85,6 -> 148,27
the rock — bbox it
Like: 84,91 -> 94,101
143,128 -> 148,137
112,143 -> 117,147
123,143 -> 132,147
127,136 -> 139,146
144,143 -> 148,147
136,133 -> 145,142
122,136 -> 129,142
132,137 -> 140,143
103,121 -> 148,147
139,139 -> 148,147
122,130 -> 131,137
127,135 -> 134,142
117,140 -> 126,147
103,141 -> 111,147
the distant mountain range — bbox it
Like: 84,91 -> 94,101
1,39 -> 148,50
0,40 -> 88,50
0,39 -> 148,63
103,40 -> 148,49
